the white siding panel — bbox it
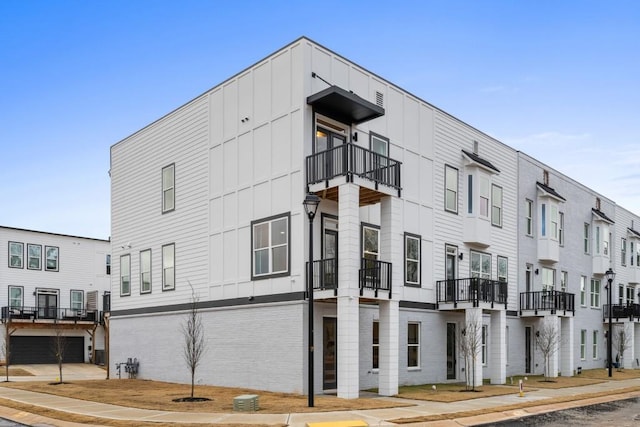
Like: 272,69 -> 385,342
419,104 -> 435,159
253,181 -> 271,220
403,151 -> 420,201
272,175 -> 290,214
272,51 -> 291,117
209,89 -> 223,147
223,138 -> 238,192
349,68 -> 369,103
387,88 -> 404,143
223,229 -> 237,283
403,97 -> 420,153
238,72 -> 253,125
237,187 -> 252,225
271,115 -> 291,175
253,61 -> 270,125
237,226 -> 251,281
223,82 -> 238,140
223,192 -> 237,230
210,145 -> 223,197
331,57 -> 349,89
420,157 -> 434,206
210,234 -> 222,285
238,132 -> 253,188
210,197 -> 222,233
253,124 -> 271,182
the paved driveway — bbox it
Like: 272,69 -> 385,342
9,363 -> 106,382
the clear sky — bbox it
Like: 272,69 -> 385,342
1,0 -> 638,239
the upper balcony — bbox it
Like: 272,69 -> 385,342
436,277 -> 507,310
2,306 -> 101,325
306,143 -> 402,206
307,257 -> 392,299
519,290 -> 575,317
602,304 -> 640,322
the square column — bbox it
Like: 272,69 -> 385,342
337,183 -> 360,399
465,308 -> 483,388
633,323 -> 640,369
490,310 -> 506,384
621,322 -> 634,369
540,315 -> 560,378
378,300 -> 399,396
560,316 -> 574,376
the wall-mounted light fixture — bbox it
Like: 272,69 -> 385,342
458,253 -> 464,261
535,269 -> 539,275
535,330 -> 540,337
352,132 -> 358,142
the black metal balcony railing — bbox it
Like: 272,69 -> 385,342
519,290 -> 575,315
602,304 -> 640,321
436,277 -> 508,308
360,258 -> 392,298
1,306 -> 99,323
307,258 -> 338,295
306,143 -> 402,192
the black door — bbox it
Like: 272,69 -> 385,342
323,317 -> 337,389
447,323 -> 456,379
525,327 -> 532,373
10,336 -> 84,364
37,293 -> 58,319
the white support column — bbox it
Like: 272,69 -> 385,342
633,323 -> 640,370
560,316 -> 574,376
337,183 -> 360,399
541,315 -> 560,378
465,308 -> 483,388
379,195 -> 402,396
490,310 -> 506,384
622,322 -> 634,369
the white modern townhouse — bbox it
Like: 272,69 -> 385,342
0,226 -> 111,365
109,36 -> 639,399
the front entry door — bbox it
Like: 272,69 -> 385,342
37,292 -> 58,319
525,326 -> 532,373
323,317 -> 337,389
447,323 -> 456,379
316,126 -> 346,179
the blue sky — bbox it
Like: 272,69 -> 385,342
1,0 -> 638,239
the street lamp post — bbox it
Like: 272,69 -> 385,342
605,268 -> 615,378
303,193 -> 320,407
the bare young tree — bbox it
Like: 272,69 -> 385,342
2,325 -> 13,382
535,321 -> 560,381
460,313 -> 482,391
613,324 -> 631,371
182,284 -> 206,399
51,326 -> 66,384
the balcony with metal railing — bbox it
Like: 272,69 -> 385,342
436,277 -> 508,309
602,304 -> 640,322
306,257 -> 392,299
519,290 -> 575,317
1,306 -> 100,324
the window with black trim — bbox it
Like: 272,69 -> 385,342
106,254 -> 111,275
370,132 -> 389,158
45,246 -> 59,272
8,242 -> 23,268
120,254 -> 131,296
372,321 -> 379,370
162,163 -> 175,213
470,251 -> 491,279
407,322 -> 420,368
140,249 -> 152,294
8,286 -> 23,309
525,199 -> 533,236
445,165 -> 458,213
404,233 -> 421,286
491,184 -> 502,227
497,256 -> 508,283
162,243 -> 175,290
27,244 -> 41,270
251,213 -> 290,279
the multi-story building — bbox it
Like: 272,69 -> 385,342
109,36 -> 639,398
0,226 -> 111,365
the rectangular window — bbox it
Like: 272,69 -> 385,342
621,238 -> 627,266
619,284 -> 624,305
550,205 -> 558,239
590,278 -> 600,308
162,163 -> 175,213
604,232 -> 609,256
70,290 -> 83,311
580,276 -> 587,306
8,241 -> 23,268
525,200 -> 533,236
497,256 -> 508,283
45,246 -> 59,271
592,330 -> 598,359
106,254 -> 111,275
370,132 -> 389,157
541,267 -> 555,291
362,225 -> 380,260
405,233 -> 421,286
479,176 -> 489,217
27,244 -> 42,270
445,165 -> 459,213
541,204 -> 546,236
560,271 -> 568,292
252,213 -> 290,279
559,212 -> 564,246
372,321 -> 379,370
407,322 -> 420,368
491,185 -> 503,227
580,329 -> 587,360
595,226 -> 601,255
584,223 -> 590,254
120,254 -> 131,296
470,251 -> 491,279
162,243 -> 175,290
626,287 -> 635,305
467,175 -> 473,214
8,286 -> 23,309
481,325 -> 488,365
632,242 -> 635,266
140,249 -> 152,294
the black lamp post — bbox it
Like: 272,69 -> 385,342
303,193 -> 320,407
605,268 -> 615,377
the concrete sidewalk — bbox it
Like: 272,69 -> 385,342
0,373 -> 638,426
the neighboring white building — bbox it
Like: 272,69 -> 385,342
0,226 -> 111,365
109,36 -> 640,398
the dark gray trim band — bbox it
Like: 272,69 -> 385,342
399,301 -> 437,311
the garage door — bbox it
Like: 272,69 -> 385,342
10,336 -> 84,364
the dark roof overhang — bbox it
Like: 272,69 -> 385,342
628,227 -> 640,239
307,85 -> 384,125
536,182 -> 566,202
461,149 -> 500,173
592,208 -> 615,224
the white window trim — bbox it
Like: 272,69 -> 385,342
592,330 -> 598,360
162,243 -> 175,291
70,290 -> 83,311
120,254 -> 131,296
491,184 -> 502,227
404,233 -> 421,286
140,249 -> 152,294
580,276 -> 587,307
590,278 -> 601,308
162,163 -> 175,213
445,165 -> 458,213
580,329 -> 587,360
470,251 -> 491,279
525,199 -> 533,236
481,325 -> 488,365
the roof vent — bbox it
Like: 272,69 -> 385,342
543,170 -> 549,186
375,91 -> 384,107
473,140 -> 479,155
596,197 -> 601,210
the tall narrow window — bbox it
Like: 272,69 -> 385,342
162,163 -> 175,213
370,133 -> 389,157
541,204 -> 546,236
479,176 -> 490,217
580,276 -> 587,306
559,212 -> 564,246
251,213 -> 290,279
362,225 -> 380,261
584,223 -> 590,254
621,238 -> 627,266
120,254 -> 131,296
481,325 -> 488,364
106,254 -> 111,275
45,246 -> 59,272
140,249 -> 152,294
470,251 -> 491,279
590,278 -> 600,308
626,287 -> 635,305
595,226 -> 601,255
405,233 -> 421,286
541,268 -> 555,291
372,321 -> 379,370
162,243 -> 175,290
445,165 -> 458,213
8,242 -> 23,268
27,244 -> 42,270
604,232 -> 609,256
592,330 -> 598,359
70,290 -> 83,311
525,200 -> 533,236
8,286 -> 23,309
618,284 -> 624,305
560,271 -> 568,292
491,185 -> 502,227
580,329 -> 587,360
550,205 -> 558,239
631,242 -> 635,266
467,175 -> 473,214
408,322 -> 420,368
497,256 -> 508,283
